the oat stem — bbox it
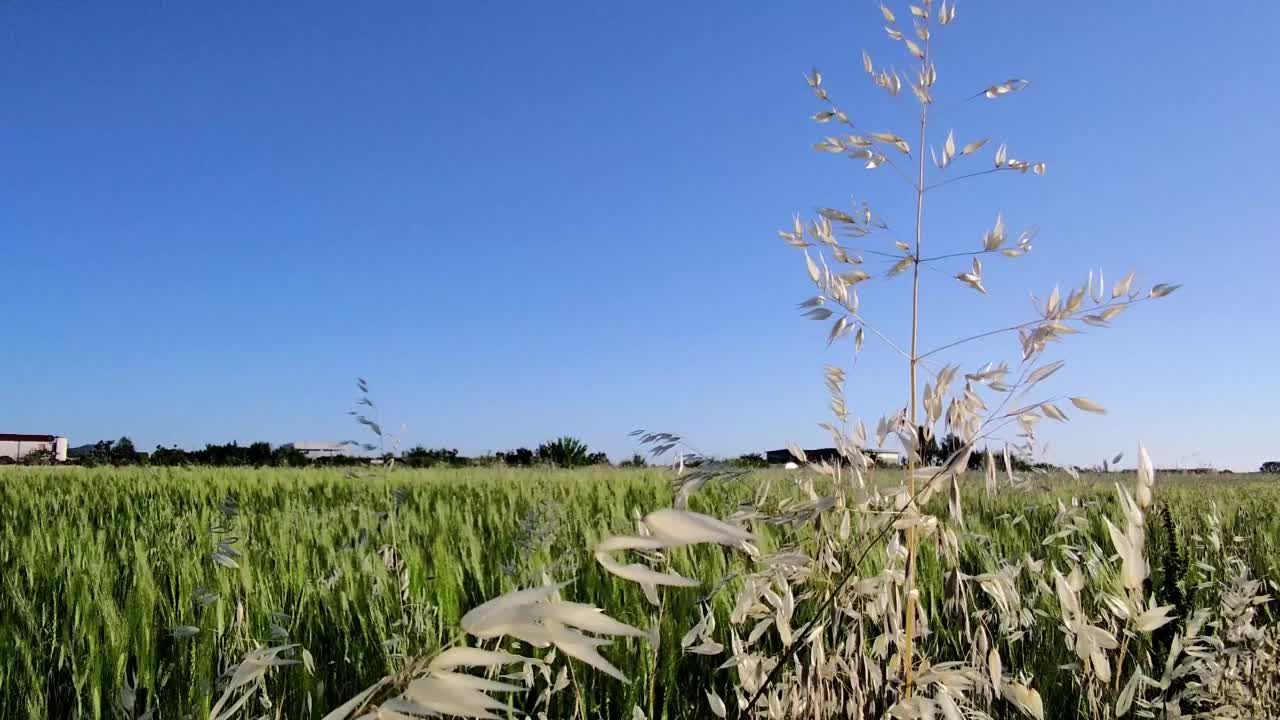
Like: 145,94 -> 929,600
567,658 -> 586,720
902,15 -> 932,698
647,598 -> 664,720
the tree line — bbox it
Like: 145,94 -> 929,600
18,430 -> 1245,473
15,435 -> 621,469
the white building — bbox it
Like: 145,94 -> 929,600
865,449 -> 902,466
767,446 -> 903,468
0,434 -> 69,462
282,441 -> 351,460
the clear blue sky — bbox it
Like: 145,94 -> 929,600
2,2 -> 1275,471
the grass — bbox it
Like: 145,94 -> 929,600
1,465 -> 1277,718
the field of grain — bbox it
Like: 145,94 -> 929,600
1,465 -> 1277,719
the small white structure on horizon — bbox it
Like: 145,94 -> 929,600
282,441 -> 351,460
0,434 -> 69,462
769,446 -> 903,469
865,449 -> 902,467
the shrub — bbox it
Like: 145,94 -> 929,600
619,452 -> 647,467
535,436 -> 591,467
400,447 -> 465,468
733,453 -> 769,469
501,447 -> 536,466
20,448 -> 55,466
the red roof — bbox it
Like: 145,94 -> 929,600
0,434 -> 57,442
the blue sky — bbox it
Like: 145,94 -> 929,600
2,2 -> 1275,470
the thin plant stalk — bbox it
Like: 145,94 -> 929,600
646,596 -> 664,720
902,12 -> 932,697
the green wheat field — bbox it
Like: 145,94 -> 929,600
2,465 -> 1277,719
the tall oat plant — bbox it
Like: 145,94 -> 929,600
199,4 -> 1280,720
781,0 -> 1174,702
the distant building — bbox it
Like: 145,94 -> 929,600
765,447 -> 902,468
0,434 -> 69,462
282,441 -> 351,460
766,447 -> 841,465
865,449 -> 902,466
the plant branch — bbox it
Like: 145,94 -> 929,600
822,239 -> 905,261
918,248 -> 1001,264
832,306 -> 911,362
918,297 -> 1148,362
878,152 -> 921,191
857,313 -> 911,362
839,243 -> 911,260
924,167 -> 1017,192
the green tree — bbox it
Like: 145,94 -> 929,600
112,437 -> 140,465
536,437 -> 591,467
619,453 -> 648,468
151,445 -> 190,466
271,444 -> 308,467
501,448 -> 536,466
246,441 -> 273,466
